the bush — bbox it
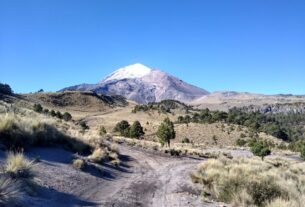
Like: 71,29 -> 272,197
0,176 -> 23,206
99,126 -> 107,136
56,111 -> 62,119
182,138 -> 190,143
0,83 -> 13,95
113,120 -> 130,137
236,138 -> 247,147
248,180 -> 282,206
169,149 -> 181,156
62,112 -> 72,121
72,159 -> 85,170
157,118 -> 175,147
49,110 -> 56,117
33,104 -> 43,113
250,141 -> 271,160
129,121 -> 145,138
4,152 -> 35,180
80,121 -> 89,130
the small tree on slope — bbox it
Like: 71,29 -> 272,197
157,118 -> 176,147
250,141 -> 271,160
129,121 -> 145,138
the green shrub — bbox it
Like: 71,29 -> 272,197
250,141 -> 271,160
248,180 -> 283,207
236,138 -> 247,147
99,126 -> 107,136
80,121 -> 89,130
0,83 -> 13,95
182,138 -> 190,143
49,110 -> 56,117
33,104 -> 43,113
62,112 -> 72,121
56,111 -> 62,119
129,121 -> 144,138
169,149 -> 181,156
113,120 -> 130,137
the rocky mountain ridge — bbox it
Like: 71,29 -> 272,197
61,63 -> 209,104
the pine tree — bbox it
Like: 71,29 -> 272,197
157,118 -> 175,147
130,121 -> 145,138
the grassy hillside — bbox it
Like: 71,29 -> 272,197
22,91 -> 127,112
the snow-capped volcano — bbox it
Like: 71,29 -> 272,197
102,63 -> 152,82
61,63 -> 209,103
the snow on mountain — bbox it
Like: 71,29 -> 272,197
60,63 -> 210,104
102,63 -> 152,82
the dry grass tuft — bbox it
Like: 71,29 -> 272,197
88,148 -> 108,163
4,152 -> 35,180
72,159 -> 85,170
86,136 -> 120,164
192,157 -> 305,207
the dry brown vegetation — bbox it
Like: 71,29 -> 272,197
0,112 -> 90,153
23,91 -> 127,112
4,152 -> 35,180
72,159 -> 85,170
191,156 -> 305,207
0,152 -> 36,206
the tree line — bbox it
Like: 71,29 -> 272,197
177,108 -> 305,142
33,104 -> 72,122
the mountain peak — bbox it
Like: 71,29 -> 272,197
62,63 -> 209,104
102,63 -> 152,82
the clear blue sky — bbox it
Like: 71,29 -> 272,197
0,0 -> 304,94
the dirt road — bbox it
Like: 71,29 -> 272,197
99,146 -> 203,207
16,145 -> 205,207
